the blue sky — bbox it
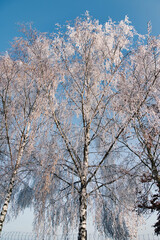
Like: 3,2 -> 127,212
1,0 -> 160,235
0,0 -> 160,53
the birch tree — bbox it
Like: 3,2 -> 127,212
117,30 -> 160,235
0,26 -> 61,236
24,15 -> 151,240
0,35 -> 49,232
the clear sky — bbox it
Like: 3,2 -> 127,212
1,0 -> 160,236
0,0 -> 160,53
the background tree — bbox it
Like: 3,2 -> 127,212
0,32 -> 50,232
6,26 -> 63,239
117,30 -> 160,235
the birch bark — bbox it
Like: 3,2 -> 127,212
78,181 -> 87,240
0,123 -> 30,233
0,170 -> 17,232
78,113 -> 90,240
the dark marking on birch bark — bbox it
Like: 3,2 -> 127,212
78,183 -> 87,240
0,174 -> 15,233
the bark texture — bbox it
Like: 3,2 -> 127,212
0,123 -> 30,233
78,182 -> 87,240
78,122 -> 89,240
0,171 -> 16,233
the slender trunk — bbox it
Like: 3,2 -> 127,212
78,181 -> 87,240
0,151 -> 22,234
78,120 -> 89,240
0,122 -> 30,234
0,170 -> 17,233
0,152 -> 24,233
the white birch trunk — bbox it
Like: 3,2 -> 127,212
0,170 -> 17,233
0,149 -> 23,233
78,124 -> 89,240
0,123 -> 30,233
78,181 -> 87,240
